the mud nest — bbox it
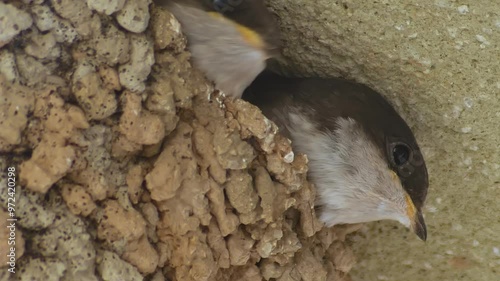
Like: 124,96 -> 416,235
0,1 -> 359,280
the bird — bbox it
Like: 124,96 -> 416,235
244,73 -> 428,241
155,0 -> 429,240
154,0 -> 281,98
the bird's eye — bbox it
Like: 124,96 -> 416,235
392,144 -> 411,166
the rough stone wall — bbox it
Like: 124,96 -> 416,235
267,0 -> 500,280
0,1 -> 359,281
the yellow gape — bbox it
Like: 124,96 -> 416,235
207,11 -> 266,49
391,169 -> 417,226
405,193 -> 417,223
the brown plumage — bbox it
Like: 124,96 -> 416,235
154,0 -> 281,98
156,0 -> 281,48
244,73 -> 428,240
154,0 -> 429,240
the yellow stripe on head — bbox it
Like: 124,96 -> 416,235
404,193 -> 417,222
389,170 -> 399,181
207,12 -> 266,49
390,169 -> 417,224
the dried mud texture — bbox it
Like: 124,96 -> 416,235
0,2 -> 359,281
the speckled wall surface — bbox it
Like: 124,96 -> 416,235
1,0 -> 499,280
0,1 -> 362,280
268,0 -> 500,280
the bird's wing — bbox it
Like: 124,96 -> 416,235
243,73 -> 350,135
154,1 -> 278,98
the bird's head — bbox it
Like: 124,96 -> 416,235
281,79 -> 429,241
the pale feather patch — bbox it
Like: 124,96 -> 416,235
168,3 -> 267,98
287,111 -> 412,227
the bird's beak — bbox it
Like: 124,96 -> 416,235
412,210 -> 427,241
404,192 -> 427,241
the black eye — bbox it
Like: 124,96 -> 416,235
393,144 -> 411,166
